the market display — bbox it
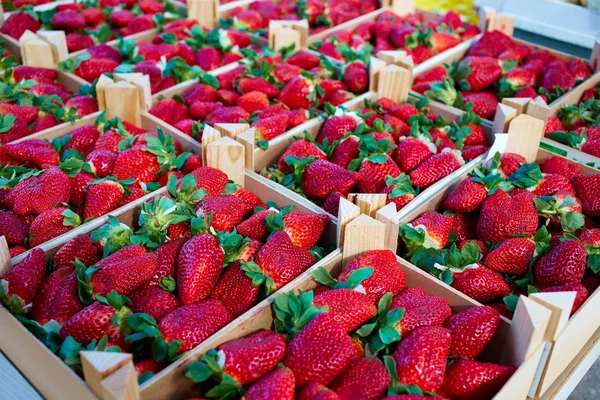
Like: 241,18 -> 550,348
0,1 -> 599,399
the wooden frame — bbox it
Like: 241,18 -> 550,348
0,166 -> 338,400
396,147 -> 599,398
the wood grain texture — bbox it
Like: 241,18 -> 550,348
205,137 -> 245,186
0,353 -> 42,400
101,362 -> 140,400
336,198 -> 360,247
81,351 -> 133,398
341,214 -> 385,265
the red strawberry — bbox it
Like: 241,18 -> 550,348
66,33 -> 94,52
392,326 -> 451,392
0,115 -> 30,144
387,289 -> 453,337
54,234 -> 98,271
243,367 -> 295,400
271,211 -> 329,249
287,51 -> 321,70
572,174 -> 600,217
343,61 -> 369,93
158,299 -> 233,352
498,68 -> 536,97
6,168 -> 72,216
279,139 -> 327,173
239,77 -> 279,98
381,174 -> 417,211
83,178 -> 127,220
442,359 -> 516,400
75,58 -> 120,82
541,282 -> 588,315
441,177 -> 489,214
253,114 -> 290,142
210,256 -> 261,317
462,91 -> 498,119
65,96 -> 98,116
400,212 -> 454,252
278,76 -> 315,110
484,237 -> 537,275
534,239 -> 586,289
129,286 -> 180,322
313,289 -> 377,332
451,264 -> 511,303
1,11 -> 40,40
146,238 -> 185,287
409,150 -> 464,189
187,166 -> 228,196
394,136 -> 435,172
29,207 -> 81,247
205,106 -> 250,124
445,306 -> 500,358
468,31 -> 514,58
236,210 -> 275,242
0,248 -> 46,313
542,63 -> 575,93
231,187 -> 263,209
86,150 -> 116,178
0,104 -> 38,124
476,190 -> 538,243
330,358 -> 389,399
51,10 -> 87,32
296,160 -> 361,199
32,268 -> 82,325
0,211 -> 29,246
317,114 -> 359,144
196,195 -> 247,232
238,91 -> 270,114
454,57 -> 502,91
82,8 -> 105,25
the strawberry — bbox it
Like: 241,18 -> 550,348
392,326 -> 451,392
0,104 -> 38,124
239,77 -> 279,98
445,306 -> 500,358
86,150 -> 116,178
541,282 -> 588,315
187,166 -> 228,196
0,248 -> 46,314
442,359 -> 516,400
253,114 -> 290,144
476,190 -> 538,243
462,91 -> 498,119
357,155 -> 402,194
75,58 -> 120,82
284,313 -> 355,386
381,174 -> 417,211
29,207 -> 81,247
297,382 -> 339,400
387,289 -> 453,336
83,178 -> 128,220
0,211 -> 29,246
111,148 -> 160,184
322,192 -> 345,216
484,237 -> 537,275
572,174 -> 600,217
196,195 -> 247,232
451,263 -> 511,303
0,115 -> 30,144
317,114 -> 359,144
158,299 -> 233,352
210,257 -> 261,317
534,239 -> 586,289
277,76 -> 315,110
468,31 -> 514,58
66,33 -> 94,53
330,136 -> 360,169
53,234 -> 98,271
278,139 -> 327,173
146,239 -> 185,288
60,292 -> 131,347
177,233 -> 224,305
313,288 -> 377,332
6,168 -> 72,216
541,156 -> 579,181
542,62 -> 575,93
32,268 -> 82,325
498,68 -> 536,97
454,57 -> 502,91
265,211 -> 329,249
287,51 -> 321,70
62,125 -> 100,156
52,10 -> 86,31
409,149 -> 464,189
78,245 -> 158,300
64,96 -> 98,116
129,287 -> 180,323
0,11 -> 40,40
187,330 -> 286,392
205,106 -> 250,124
238,91 -> 270,114
243,367 -> 295,400
330,358 -> 389,399
394,136 -> 435,172
293,159 -> 361,199
243,230 -> 316,294
82,7 -> 105,25
230,187 -> 263,210
399,212 -> 454,253
343,61 -> 369,93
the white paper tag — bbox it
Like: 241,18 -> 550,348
485,133 -> 510,162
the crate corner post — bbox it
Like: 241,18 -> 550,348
506,114 -> 545,163
187,0 -> 219,29
205,136 -> 246,186
376,202 -> 399,253
492,102 -> 518,137
214,123 -> 250,139
376,64 -> 411,104
236,128 -> 255,171
341,213 -> 386,265
390,0 -> 415,17
101,362 -> 140,400
81,351 -> 134,399
336,197 -> 360,248
0,235 -> 10,275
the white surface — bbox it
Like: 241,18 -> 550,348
555,338 -> 600,400
475,0 -> 600,48
0,352 -> 42,400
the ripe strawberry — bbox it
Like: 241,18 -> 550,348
545,117 -> 566,137
82,7 -> 105,25
295,159 -> 361,199
484,237 -> 539,275
235,210 -> 275,243
277,76 -> 315,110
85,150 -> 116,178
196,195 -> 247,232
572,174 -> 600,217
6,168 -> 72,216
498,68 -> 536,97
60,293 -> 131,347
243,367 -> 295,400
83,178 -> 127,220
454,57 -> 502,91
159,299 -> 233,352
330,357 -> 389,399
75,58 -> 120,82
177,233 -> 224,305
0,211 -> 29,246
400,212 -> 454,253
205,106 -> 250,124
187,330 -> 286,389
187,166 -> 228,196
386,290 -> 453,337
112,148 -> 160,184
238,91 -> 270,114
542,63 -> 575,93
29,207 -> 81,247
441,178 -> 489,214
317,114 -> 359,144
146,238 -> 185,288
541,282 -> 588,315
210,257 -> 261,317
451,264 -> 511,303
392,326 -> 451,391
442,359 -> 516,400
52,10 -> 86,31
267,211 -> 329,249
0,115 -> 30,144
54,234 -> 98,271
32,268 -> 82,325
357,155 -> 402,194
468,31 -> 514,58
381,174 -> 417,211
338,250 -> 405,302
343,61 -> 369,93
394,136 -> 435,173
230,187 -> 263,210
284,313 -> 355,386
409,150 -> 463,189
0,11 -> 40,40
64,96 -> 98,116
129,287 -> 180,323
0,248 -> 46,314
238,77 -> 279,98
313,288 -> 377,332
253,113 -> 290,143
476,190 -> 538,243
0,104 -> 38,124
445,306 -> 500,358
279,139 -> 327,173
287,51 -> 321,70
462,91 -> 498,119
534,239 -> 586,289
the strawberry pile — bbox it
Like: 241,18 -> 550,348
185,249 -> 516,400
413,31 -> 595,120
264,98 -> 490,216
544,86 -> 600,158
0,169 -> 330,380
0,66 -> 98,143
60,26 -> 256,94
148,50 -> 369,147
399,152 -> 600,317
2,0 -> 52,10
0,116 -> 202,254
221,0 -> 380,36
0,1 -> 185,53
310,10 -> 479,66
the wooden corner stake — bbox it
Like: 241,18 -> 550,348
526,96 -> 551,123
268,20 -> 309,50
214,123 -> 250,138
81,351 -> 133,399
0,236 -> 11,275
100,362 -> 140,400
114,73 -> 152,112
501,98 -> 531,115
96,75 -> 115,111
36,31 -> 68,63
529,292 -> 576,341
347,193 -> 386,218
236,129 -> 255,171
104,81 -> 142,126
205,136 -> 245,186
376,203 -> 399,252
506,114 -> 545,163
492,13 -> 515,37
492,103 -> 518,134
376,50 -> 414,71
336,198 -> 360,247
341,214 -> 385,265
19,31 -> 55,69
377,64 -> 411,103
201,125 -> 221,164
187,0 -> 218,29
478,6 -> 496,32
501,295 -> 551,367
391,0 -> 415,17
368,56 -> 387,92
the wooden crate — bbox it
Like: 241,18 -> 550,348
0,166 -> 338,400
396,147 -> 600,399
6,110 -> 204,265
133,213 -> 552,400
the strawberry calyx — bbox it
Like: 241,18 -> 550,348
186,349 -> 242,398
134,195 -> 193,250
167,173 -> 207,207
90,215 -> 135,257
557,100 -> 596,129
385,174 -> 417,199
159,276 -> 176,293
425,77 -> 458,107
272,290 -> 328,340
144,128 -> 191,175
312,266 -> 373,293
163,57 -> 206,84
546,130 -> 585,150
58,52 -> 91,73
123,312 -> 182,362
62,208 -> 82,228
355,293 -> 403,355
241,260 -> 275,294
285,155 -> 319,187
347,135 -> 397,172
0,278 -> 28,315
507,162 -> 543,189
469,153 -> 514,194
216,231 -> 248,267
58,156 -> 93,178
534,195 -> 585,233
0,165 -> 39,189
0,113 -> 16,133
